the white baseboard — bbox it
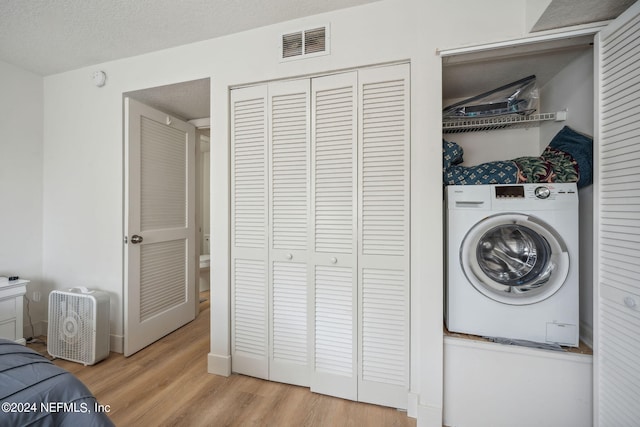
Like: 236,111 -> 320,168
208,353 -> 231,376
580,320 -> 593,349
110,334 -> 124,353
417,402 -> 443,427
32,322 -> 124,355
407,392 -> 419,419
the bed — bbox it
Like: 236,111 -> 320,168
0,339 -> 114,426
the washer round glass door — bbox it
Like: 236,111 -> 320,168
460,213 -> 570,305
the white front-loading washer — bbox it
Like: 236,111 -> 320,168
445,183 -> 580,347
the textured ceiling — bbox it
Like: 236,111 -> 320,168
0,0 -> 380,76
1,0 -> 633,121
125,78 -> 211,121
1,0 -> 634,77
532,0 -> 635,31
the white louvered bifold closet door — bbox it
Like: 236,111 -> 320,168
229,65 -> 410,407
357,64 -> 410,409
268,79 -> 311,386
310,71 -> 359,401
597,2 -> 640,426
230,85 -> 270,379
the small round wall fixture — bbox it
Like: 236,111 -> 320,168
91,70 -> 107,87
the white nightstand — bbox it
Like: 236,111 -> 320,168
0,279 -> 29,344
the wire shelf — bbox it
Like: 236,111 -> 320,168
442,112 -> 560,134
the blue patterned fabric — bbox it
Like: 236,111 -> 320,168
443,138 -> 518,185
548,126 -> 593,188
444,161 -> 519,185
442,139 -> 464,170
442,126 -> 593,188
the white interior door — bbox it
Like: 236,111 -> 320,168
357,64 -> 410,409
310,71 -> 359,401
595,2 -> 640,425
268,79 -> 311,386
124,97 -> 197,357
230,85 -> 270,379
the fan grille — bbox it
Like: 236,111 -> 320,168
48,291 -> 97,364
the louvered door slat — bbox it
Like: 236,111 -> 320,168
271,86 -> 308,250
272,262 -> 307,361
140,239 -> 187,321
140,117 -> 187,231
361,268 -> 406,385
315,265 -> 354,375
357,64 -> 410,410
310,71 -> 358,402
234,259 -> 267,356
268,79 -> 310,387
597,3 -> 640,425
231,85 -> 269,380
313,80 -> 356,254
361,74 -> 408,257
233,94 -> 267,249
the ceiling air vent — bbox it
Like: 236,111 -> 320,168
281,25 -> 329,60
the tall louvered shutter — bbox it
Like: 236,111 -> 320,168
596,3 -> 640,426
310,71 -> 358,401
267,79 -> 311,386
230,85 -> 269,379
357,64 -> 410,409
139,117 -> 189,321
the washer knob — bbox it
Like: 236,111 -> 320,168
534,186 -> 551,199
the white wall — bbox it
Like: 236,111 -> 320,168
539,49 -> 594,148
0,60 -> 45,338
199,134 -> 210,255
39,1 -> 533,425
443,337 -> 593,427
539,49 -> 595,346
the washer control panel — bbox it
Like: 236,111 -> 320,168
534,186 -> 551,199
494,184 -> 577,199
494,185 -> 525,198
447,183 -> 579,212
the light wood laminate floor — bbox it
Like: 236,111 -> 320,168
29,292 -> 416,427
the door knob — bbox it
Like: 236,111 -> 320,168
330,257 -> 337,264
286,253 -> 293,260
130,234 -> 144,244
624,296 -> 637,309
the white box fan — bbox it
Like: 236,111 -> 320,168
47,287 -> 110,365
